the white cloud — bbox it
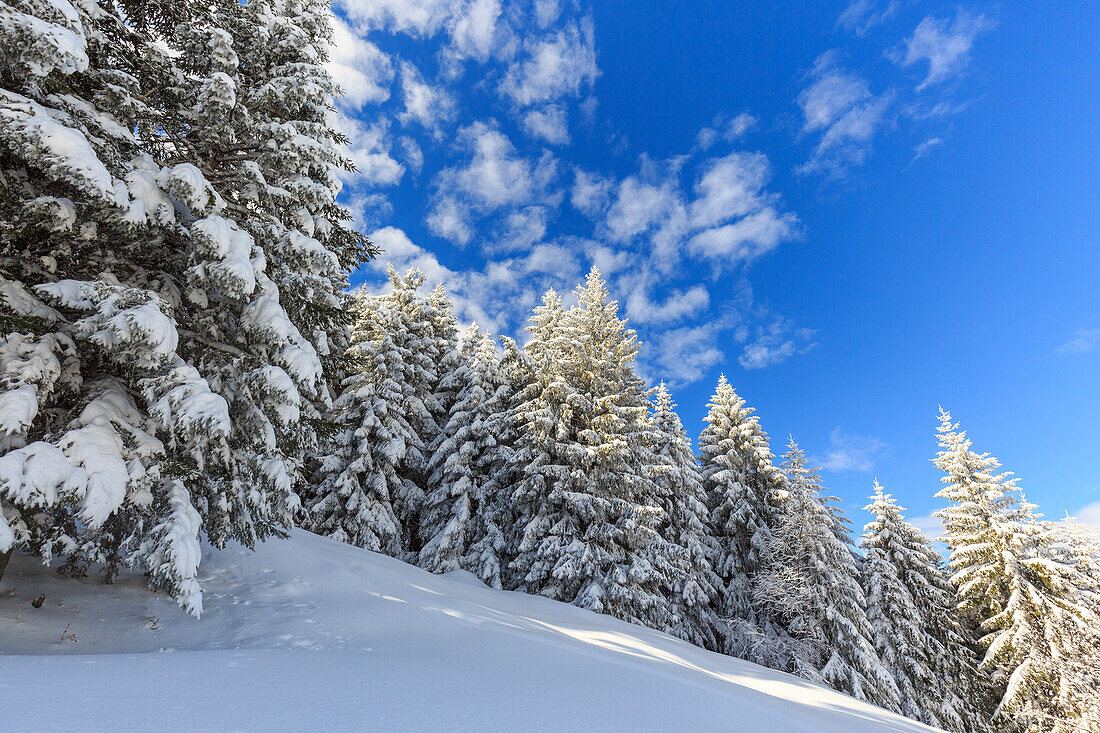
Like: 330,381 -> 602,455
337,0 -> 454,37
622,268 -> 710,325
493,206 -> 549,253
912,136 -> 943,161
500,18 -> 599,106
898,11 -> 994,91
522,106 -> 571,145
337,114 -> 405,188
446,0 -> 502,63
695,113 -> 757,151
534,0 -> 560,29
570,168 -> 612,216
398,61 -> 455,132
649,323 -> 725,389
687,209 -> 798,265
605,177 -> 679,242
837,0 -> 900,36
327,15 -> 394,108
689,152 -> 771,228
739,316 -> 817,369
797,52 -> 892,177
368,225 -> 455,289
817,427 -> 888,472
437,122 -> 558,210
1057,327 -> 1100,355
397,135 -> 423,173
908,513 -> 945,542
425,196 -> 473,245
1070,501 -> 1100,542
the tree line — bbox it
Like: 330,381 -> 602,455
1,2 -> 1097,731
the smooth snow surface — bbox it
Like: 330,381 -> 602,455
0,530 -> 934,732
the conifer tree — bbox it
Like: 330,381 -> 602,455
419,325 -> 513,583
697,376 -> 782,644
0,0 -> 367,613
507,270 -> 681,633
934,409 -> 1100,731
649,382 -> 722,650
861,481 -> 982,730
754,442 -> 900,710
303,291 -> 412,556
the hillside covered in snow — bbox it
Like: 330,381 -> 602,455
0,530 -> 931,732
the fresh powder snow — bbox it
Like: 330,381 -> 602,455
0,529 -> 934,732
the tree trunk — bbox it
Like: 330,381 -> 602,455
0,548 -> 12,587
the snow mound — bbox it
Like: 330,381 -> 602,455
0,530 -> 933,732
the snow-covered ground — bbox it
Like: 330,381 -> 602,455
0,530 -> 933,732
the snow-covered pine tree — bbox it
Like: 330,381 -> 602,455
381,267 -> 439,554
649,381 -> 722,650
753,441 -> 900,711
0,0 -> 366,613
697,376 -> 783,648
861,480 -> 982,730
302,290 -> 412,556
507,270 -> 682,633
419,324 -> 513,582
463,334 -> 528,588
934,409 -> 1100,731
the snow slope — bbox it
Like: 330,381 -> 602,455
0,530 -> 934,732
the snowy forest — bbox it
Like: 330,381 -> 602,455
1,1 -> 1098,732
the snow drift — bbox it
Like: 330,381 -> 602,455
0,529 -> 933,732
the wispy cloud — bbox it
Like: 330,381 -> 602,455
499,17 -> 599,106
896,11 -> 995,91
911,136 -> 943,162
1071,501 -> 1100,542
817,426 -> 888,472
908,513 -> 945,541
836,0 -> 901,36
738,316 -> 817,370
1057,327 -> 1100,355
796,51 -> 894,177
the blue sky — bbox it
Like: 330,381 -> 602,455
326,0 -> 1100,539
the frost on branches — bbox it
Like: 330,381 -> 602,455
696,375 -> 783,645
934,409 -> 1100,731
649,382 -> 723,650
861,481 -> 983,730
0,0 -> 368,614
506,270 -> 685,635
753,442 -> 900,711
418,325 -> 515,587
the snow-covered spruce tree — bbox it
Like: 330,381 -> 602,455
304,269 -> 437,561
0,1 -> 367,613
381,267 -> 440,554
419,324 -> 515,584
934,409 -> 1100,731
752,441 -> 900,710
697,375 -> 783,649
302,291 -> 412,556
506,270 -> 683,633
649,381 -> 722,650
462,334 -> 528,588
861,481 -> 983,730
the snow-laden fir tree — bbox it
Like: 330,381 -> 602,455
753,442 -> 900,711
381,268 -> 441,554
419,325 -> 515,585
303,291 -> 413,556
934,409 -> 1100,731
697,375 -> 783,648
506,270 -> 683,633
861,481 -> 983,730
0,0 -> 367,613
649,382 -> 723,650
